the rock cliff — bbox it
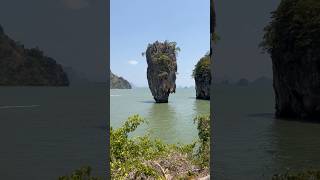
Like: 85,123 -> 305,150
0,25 -> 69,86
145,41 -> 178,103
110,71 -> 132,89
262,0 -> 320,119
194,54 -> 211,100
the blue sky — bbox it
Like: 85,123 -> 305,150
111,0 -> 209,87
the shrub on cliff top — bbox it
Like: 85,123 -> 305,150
193,53 -> 211,78
261,0 -> 320,54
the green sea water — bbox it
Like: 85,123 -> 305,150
110,87 -> 210,144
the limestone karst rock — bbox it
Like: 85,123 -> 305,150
145,41 -> 178,103
110,70 -> 132,89
194,54 -> 211,100
0,25 -> 69,86
262,0 -> 320,119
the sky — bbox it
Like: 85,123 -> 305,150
0,0 -> 107,82
214,0 -> 280,82
111,0 -> 210,87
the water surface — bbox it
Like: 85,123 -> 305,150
0,86 -> 106,179
213,84 -> 320,179
110,88 -> 210,144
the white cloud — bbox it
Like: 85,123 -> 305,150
128,60 -> 139,65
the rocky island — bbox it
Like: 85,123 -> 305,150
262,0 -> 320,119
144,41 -> 178,103
0,25 -> 69,86
193,54 -> 211,100
110,71 -> 132,89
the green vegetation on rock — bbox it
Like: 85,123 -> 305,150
0,25 -> 69,86
110,70 -> 132,89
193,53 -> 211,78
272,170 -> 320,180
58,166 -> 102,180
144,40 -> 178,103
193,53 -> 211,100
110,114 -> 210,179
261,0 -> 320,53
261,0 -> 320,118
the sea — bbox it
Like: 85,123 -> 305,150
0,85 -> 107,179
213,84 -> 320,179
110,87 -> 210,144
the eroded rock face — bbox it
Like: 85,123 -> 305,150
262,0 -> 320,119
194,54 -> 211,100
145,41 -> 178,103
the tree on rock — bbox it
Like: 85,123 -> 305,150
144,41 -> 179,103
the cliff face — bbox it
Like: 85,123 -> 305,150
0,25 -> 69,86
110,71 -> 132,89
194,54 -> 211,100
145,41 -> 178,103
262,0 -> 320,119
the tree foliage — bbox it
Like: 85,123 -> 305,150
58,166 -> 101,180
110,114 -> 210,179
261,0 -> 320,54
193,54 -> 211,78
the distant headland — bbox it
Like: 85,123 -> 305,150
0,25 -> 69,86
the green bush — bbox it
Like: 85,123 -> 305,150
58,166 -> 101,180
110,114 -> 210,179
272,170 -> 320,180
194,115 -> 210,168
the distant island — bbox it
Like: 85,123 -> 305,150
0,25 -> 69,86
110,71 -> 132,89
213,76 -> 272,86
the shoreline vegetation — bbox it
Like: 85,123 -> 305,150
110,114 -> 210,179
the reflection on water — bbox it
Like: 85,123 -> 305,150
110,88 -> 210,144
146,103 -> 178,142
271,119 -> 320,174
213,85 -> 320,179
